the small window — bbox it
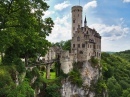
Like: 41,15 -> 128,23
73,27 -> 75,30
78,14 -> 79,17
82,44 -> 85,48
99,53 -> 100,56
78,44 -> 80,48
78,25 -> 80,28
73,20 -> 75,23
80,51 -> 83,54
77,37 -> 80,41
73,44 -> 75,48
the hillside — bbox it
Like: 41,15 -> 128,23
114,50 -> 130,62
101,51 -> 130,97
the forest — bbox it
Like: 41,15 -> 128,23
101,50 -> 130,97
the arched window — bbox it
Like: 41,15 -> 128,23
77,36 -> 80,41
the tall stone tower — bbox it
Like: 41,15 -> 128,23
71,6 -> 82,37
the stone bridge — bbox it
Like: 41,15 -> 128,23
26,46 -> 61,79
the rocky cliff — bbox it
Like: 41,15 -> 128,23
60,61 -> 105,97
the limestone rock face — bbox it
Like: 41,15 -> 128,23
81,61 -> 100,87
61,61 -> 102,97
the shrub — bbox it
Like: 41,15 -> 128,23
68,69 -> 83,87
90,57 -> 99,67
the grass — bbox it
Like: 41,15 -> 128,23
43,71 -> 56,80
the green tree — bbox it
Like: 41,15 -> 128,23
62,40 -> 71,51
122,88 -> 130,97
0,0 -> 54,65
107,77 -> 122,97
7,79 -> 34,97
52,40 -> 71,51
45,84 -> 61,97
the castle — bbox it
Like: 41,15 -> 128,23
71,6 -> 101,62
43,5 -> 101,74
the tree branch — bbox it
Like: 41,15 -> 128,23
7,0 -> 14,14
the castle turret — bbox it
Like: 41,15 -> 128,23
71,6 -> 82,37
84,15 -> 87,27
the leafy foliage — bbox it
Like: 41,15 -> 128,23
0,0 -> 54,66
0,0 -> 54,96
0,66 -> 14,96
7,79 -> 34,97
114,50 -> 130,62
122,88 -> 130,97
90,57 -> 99,67
45,84 -> 61,97
52,40 -> 71,51
68,68 -> 83,87
101,52 -> 130,97
95,77 -> 107,96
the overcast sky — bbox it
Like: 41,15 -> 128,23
44,0 -> 130,52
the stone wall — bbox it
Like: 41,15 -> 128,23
60,51 -> 73,74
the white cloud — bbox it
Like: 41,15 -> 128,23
89,20 -> 130,41
54,1 -> 71,11
83,0 -> 97,10
47,15 -> 71,43
123,0 -> 130,3
43,10 -> 55,18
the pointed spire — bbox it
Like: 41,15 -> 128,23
84,15 -> 87,27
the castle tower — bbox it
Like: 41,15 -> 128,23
71,6 -> 82,37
